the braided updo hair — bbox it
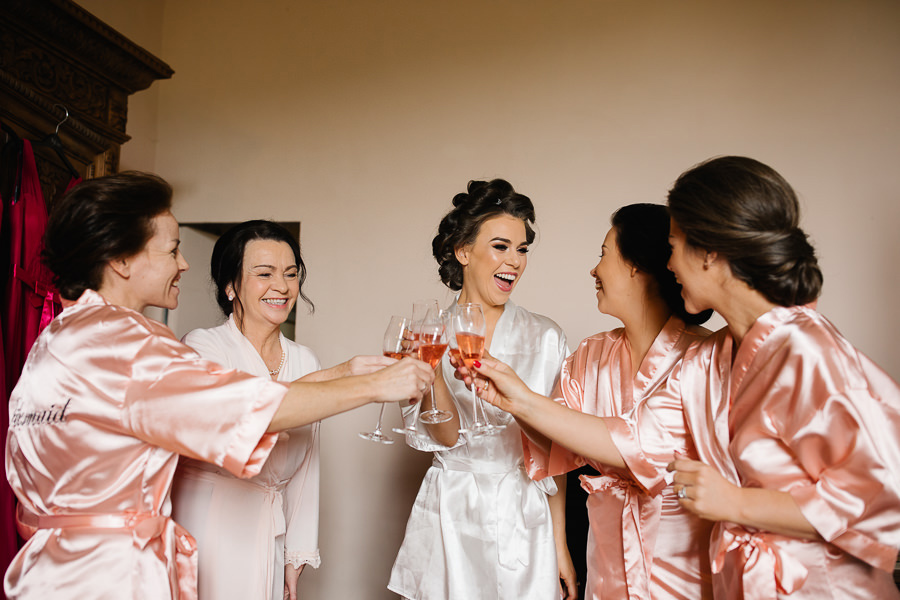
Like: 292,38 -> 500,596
611,204 -> 712,325
432,179 -> 536,291
667,156 -> 823,306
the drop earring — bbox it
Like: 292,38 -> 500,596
227,292 -> 235,301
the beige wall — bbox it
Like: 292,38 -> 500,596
79,1 -> 900,597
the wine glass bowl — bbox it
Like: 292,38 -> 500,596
453,303 -> 504,437
417,308 -> 452,424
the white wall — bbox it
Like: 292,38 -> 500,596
78,1 -> 900,597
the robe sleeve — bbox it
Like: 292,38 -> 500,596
774,341 -> 900,571
122,329 -> 286,479
603,368 -> 688,497
283,421 -> 322,569
523,353 -> 583,481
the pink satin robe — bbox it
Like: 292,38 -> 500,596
4,290 -> 288,599
678,305 -> 900,599
524,316 -> 713,600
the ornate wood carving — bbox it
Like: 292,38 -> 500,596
0,0 -> 173,205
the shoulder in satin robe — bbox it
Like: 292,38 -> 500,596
389,300 -> 568,600
524,316 -> 713,600
172,315 -> 322,600
4,290 -> 287,599
678,304 -> 900,600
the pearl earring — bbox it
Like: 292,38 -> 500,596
227,292 -> 235,301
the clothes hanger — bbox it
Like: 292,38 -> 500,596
30,104 -> 79,179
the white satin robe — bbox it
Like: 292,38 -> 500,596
4,290 -> 287,600
171,315 -> 321,600
676,305 -> 900,599
523,317 -> 713,600
389,300 -> 568,600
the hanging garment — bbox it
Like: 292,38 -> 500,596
2,140 -> 72,396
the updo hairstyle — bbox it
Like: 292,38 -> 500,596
211,220 -> 313,317
667,156 -> 823,307
432,179 -> 536,291
43,171 -> 173,300
611,204 -> 712,325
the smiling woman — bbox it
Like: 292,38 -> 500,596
389,179 -> 573,600
4,174 -> 434,600
172,220 -> 324,600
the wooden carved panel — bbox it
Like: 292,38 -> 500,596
0,0 -> 173,205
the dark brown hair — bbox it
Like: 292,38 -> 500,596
667,156 -> 822,306
43,171 -> 173,300
432,179 -> 535,291
210,220 -> 313,317
612,203 -> 711,325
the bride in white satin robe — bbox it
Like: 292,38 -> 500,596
388,180 -> 571,600
389,301 -> 567,599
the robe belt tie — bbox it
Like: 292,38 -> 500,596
13,263 -> 60,329
17,504 -> 198,600
433,457 -> 553,568
177,464 -> 289,595
581,474 -> 660,600
712,524 -> 808,600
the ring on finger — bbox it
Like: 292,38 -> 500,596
677,486 -> 687,500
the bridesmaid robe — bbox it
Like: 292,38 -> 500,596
677,305 -> 900,599
389,300 -> 568,600
172,315 -> 322,600
4,290 -> 287,599
524,316 -> 713,600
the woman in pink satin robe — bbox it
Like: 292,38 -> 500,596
665,156 -> 900,599
4,172 -> 433,599
477,203 -> 712,599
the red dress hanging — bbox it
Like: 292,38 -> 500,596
1,139 -> 77,596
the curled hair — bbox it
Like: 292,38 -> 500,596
667,156 -> 822,306
611,204 -> 712,325
432,179 -> 536,290
210,220 -> 313,318
43,171 -> 173,300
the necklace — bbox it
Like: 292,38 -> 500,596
268,350 -> 285,377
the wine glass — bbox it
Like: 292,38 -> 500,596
454,303 -> 505,436
359,315 -> 410,444
390,299 -> 439,437
417,308 -> 452,424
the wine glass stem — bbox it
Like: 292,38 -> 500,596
472,378 -> 485,426
374,403 -> 387,433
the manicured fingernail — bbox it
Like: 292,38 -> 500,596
473,360 -> 481,368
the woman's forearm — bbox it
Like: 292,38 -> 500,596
732,487 -> 820,540
515,391 -> 626,469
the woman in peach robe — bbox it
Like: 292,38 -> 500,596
4,172 -> 433,599
516,203 -> 713,599
666,156 -> 900,599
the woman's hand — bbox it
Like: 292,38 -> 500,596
369,357 -> 435,404
558,547 -> 579,600
668,453 -> 820,539
470,357 -> 535,418
668,454 -> 743,522
345,355 -> 394,376
283,564 -> 303,600
449,350 -> 495,390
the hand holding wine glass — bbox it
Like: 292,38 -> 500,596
454,303 -> 504,436
360,315 -> 413,444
